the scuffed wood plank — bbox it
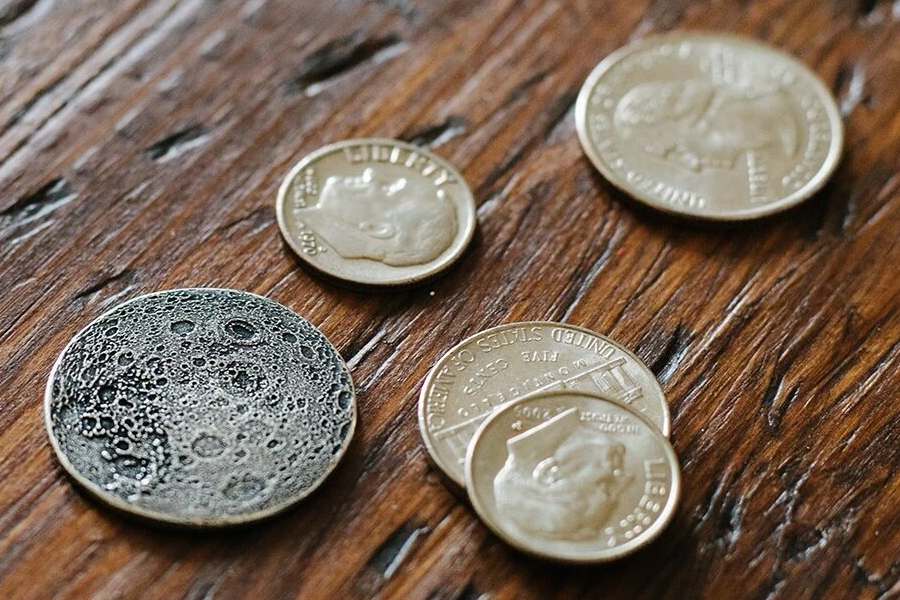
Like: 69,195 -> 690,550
1,0 -> 900,598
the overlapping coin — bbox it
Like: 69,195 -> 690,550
575,33 -> 843,220
418,322 -> 670,487
44,288 -> 356,527
465,392 -> 680,563
276,138 -> 477,287
418,322 -> 681,562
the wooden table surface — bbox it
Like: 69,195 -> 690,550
2,0 -> 900,598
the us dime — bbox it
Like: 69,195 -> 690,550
418,322 -> 669,487
465,392 -> 680,563
276,138 -> 477,287
575,33 -> 843,220
44,288 -> 356,527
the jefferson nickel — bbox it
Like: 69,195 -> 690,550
276,138 -> 477,287
575,33 -> 843,220
418,322 -> 670,487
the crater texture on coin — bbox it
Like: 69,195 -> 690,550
45,289 -> 356,526
276,138 -> 476,287
465,392 -> 680,563
575,33 -> 843,220
418,322 -> 669,487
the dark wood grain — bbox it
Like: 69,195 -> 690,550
2,0 -> 900,598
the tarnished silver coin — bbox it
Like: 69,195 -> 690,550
418,322 -> 669,488
465,392 -> 680,563
575,33 -> 843,220
276,138 -> 477,287
44,288 -> 356,527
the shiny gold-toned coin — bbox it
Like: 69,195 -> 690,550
418,322 -> 669,487
465,392 -> 680,563
575,33 -> 843,220
276,138 -> 477,287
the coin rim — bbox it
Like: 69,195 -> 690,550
574,32 -> 845,221
417,321 -> 671,488
275,138 -> 477,287
464,391 -> 681,564
43,287 -> 358,528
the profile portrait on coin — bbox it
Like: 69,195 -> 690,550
613,53 -> 800,173
493,409 -> 632,541
298,167 -> 458,267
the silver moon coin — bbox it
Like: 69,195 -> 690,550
275,138 -> 477,288
575,33 -> 844,220
44,288 -> 356,527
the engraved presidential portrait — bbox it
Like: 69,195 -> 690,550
577,34 -> 842,219
613,48 -> 800,178
299,167 -> 458,267
277,139 -> 477,286
493,409 -> 632,541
